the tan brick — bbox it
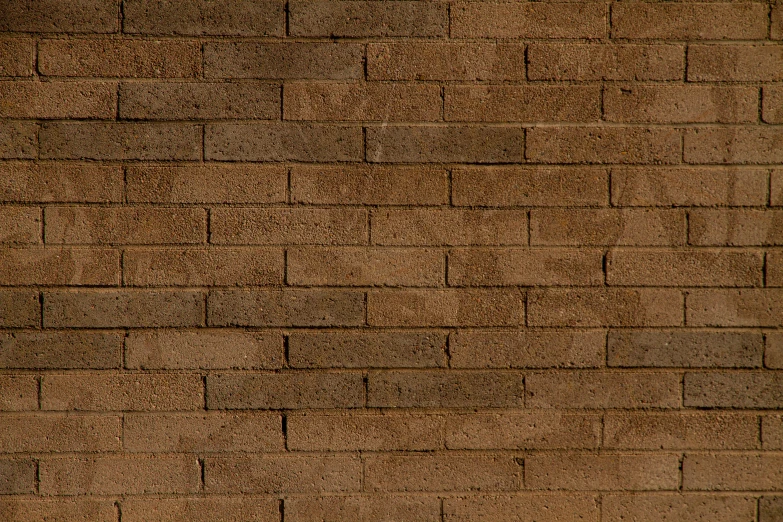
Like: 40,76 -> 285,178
0,0 -> 118,32
603,494 -> 757,522
45,207 -> 206,245
443,494 -> 599,522
0,331 -> 122,369
40,456 -> 201,495
764,87 -> 783,124
372,209 -> 527,246
206,456 -> 361,493
124,248 -> 283,286
291,165 -> 448,205
775,1 -> 783,39
0,207 -> 41,244
367,43 -> 525,81
367,370 -> 524,408
0,162 -> 123,203
39,39 -> 201,78
687,289 -> 783,327
123,498 -> 278,522
287,413 -> 443,451
526,371 -> 681,409
0,122 -> 37,159
690,210 -> 783,246
365,455 -> 522,492
762,497 -> 783,522
608,330 -> 764,368
0,500 -> 116,522
123,0 -> 284,35
767,332 -> 783,369
0,38 -> 34,77
688,45 -> 783,82
683,454 -> 783,491
124,412 -> 282,452
685,128 -> 783,165
0,247 -> 119,285
288,330 -> 447,368
208,372 -> 364,409
0,290 -> 40,328
769,171 -> 783,206
685,371 -> 783,408
125,329 -> 283,370
287,496 -> 441,522
0,376 -> 39,411
208,289 -> 365,327
368,289 -> 523,327
612,3 -> 767,39
527,454 -> 679,491
604,413 -> 760,450
764,415 -> 783,449
528,43 -> 684,81
450,330 -> 605,369
0,414 -> 121,452
0,459 -> 36,494
0,81 -> 116,119
451,2 -> 605,38
527,127 -> 681,165
453,166 -> 608,207
205,42 -> 363,79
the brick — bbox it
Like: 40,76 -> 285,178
364,455 -> 522,492
290,1 -> 446,37
688,45 -> 783,82
284,82 -> 441,122
288,247 -> 444,287
0,122 -> 37,159
287,496 -> 441,522
0,290 -> 40,328
368,289 -> 523,327
40,456 -> 201,495
45,207 -> 206,245
767,332 -> 783,369
291,165 -> 448,205
526,371 -> 681,409
0,414 -> 121,452
0,500 -> 116,522
603,494 -> 757,522
448,248 -> 604,286
123,0 -> 284,35
124,412 -> 283,452
207,372 -> 364,409
208,289 -> 365,327
527,127 -> 681,165
0,247 -> 119,285
764,87 -> 783,124
612,3 -> 767,40
608,330 -> 764,368
453,166 -> 608,207
367,43 -> 525,81
768,171 -> 783,205
367,125 -> 523,164
0,459 -> 36,494
687,290 -> 783,327
528,43 -> 684,81
367,370 -> 524,408
0,0 -> 118,32
0,162 -> 123,203
450,330 -> 605,369
0,376 -> 39,411
684,371 -> 783,408
604,412 -> 760,450
288,330 -> 447,368
690,210 -> 783,246
43,289 -> 204,328
206,456 -> 361,493
683,455 -> 783,491
611,167 -> 768,207
451,2 -> 605,38
775,1 -> 783,39
0,331 -> 122,369
372,209 -> 527,246
205,42 -> 363,79
0,207 -> 41,244
446,412 -> 600,450
685,128 -> 783,165
0,38 -> 33,77
287,413 -> 443,451
443,495 -> 599,522
39,39 -> 201,78
0,81 -> 116,119
764,416 -> 783,448
761,497 -> 783,522
125,329 -> 283,370
122,498 -> 278,522
124,248 -> 283,286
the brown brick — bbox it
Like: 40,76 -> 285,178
0,500 -> 116,522
0,81 -> 116,119
0,331 -> 122,369
287,413 -> 443,451
608,330 -> 764,368
39,39 -> 201,78
687,290 -> 783,327
0,38 -> 33,77
288,330 -> 447,368
0,207 -> 41,244
528,43 -> 684,81
451,2 -> 605,38
762,497 -> 783,522
290,1 -> 446,37
368,289 -> 523,327
122,498 -> 278,522
0,162 -> 123,203
125,329 -> 283,370
0,247 -> 119,285
124,412 -> 283,452
453,166 -> 608,207
0,290 -> 40,328
45,207 -> 206,245
685,128 -> 783,165
287,496 -> 441,522
764,415 -> 783,449
764,87 -> 783,124
688,45 -> 783,82
603,494 -> 757,522
450,330 -> 605,369
205,42 -> 363,79
0,414 -> 121,452
367,43 -> 525,81
443,495 -> 599,522
124,247 -> 283,286
288,247 -> 443,287
291,165 -> 448,205
527,454 -> 679,491
527,127 -> 681,165
40,456 -> 201,495
611,167 -> 768,207
123,0 -> 284,35
685,371 -> 783,408
683,455 -> 783,491
690,210 -> 783,246
0,0 -> 118,32
0,376 -> 39,411
372,209 -> 527,246
367,370 -> 524,408
207,372 -> 364,409
767,332 -> 783,369
0,459 -> 36,494
364,455 -> 522,492
208,289 -> 365,327
769,171 -> 783,207
0,122 -> 37,159
604,412 -> 760,450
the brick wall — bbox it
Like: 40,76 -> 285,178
0,1 -> 782,520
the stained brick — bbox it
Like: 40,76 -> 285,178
0,163 -> 123,203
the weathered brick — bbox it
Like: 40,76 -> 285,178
0,459 -> 36,494
0,38 -> 33,77
687,290 -> 783,327
688,45 -> 783,82
0,163 -> 123,203
0,376 -> 39,411
685,371 -> 783,408
123,0 -> 284,35
0,81 -> 116,119
0,414 -> 121,452
685,128 -> 783,165
761,497 -> 783,522
764,87 -> 783,124
775,1 -> 783,39
0,122 -> 37,159
0,247 -> 119,285
766,332 -> 783,369
603,494 -> 757,522
451,2 -> 605,38
0,0 -> 118,32
122,498 -> 279,522
683,455 -> 783,491
443,495 -> 599,522
769,171 -> 783,207
0,500 -> 116,522
287,496 -> 441,522
764,416 -> 783,449
690,210 -> 783,246
0,207 -> 41,244
0,331 -> 122,369
0,290 -> 40,328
